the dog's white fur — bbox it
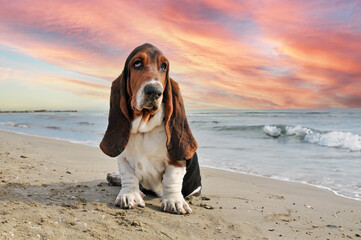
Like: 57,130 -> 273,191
115,103 -> 192,214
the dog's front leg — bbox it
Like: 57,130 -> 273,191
115,156 -> 145,209
161,163 -> 192,214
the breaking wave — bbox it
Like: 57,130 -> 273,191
263,125 -> 361,151
0,121 -> 30,128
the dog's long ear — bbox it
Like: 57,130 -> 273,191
100,73 -> 130,157
164,77 -> 198,161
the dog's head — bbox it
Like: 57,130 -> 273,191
100,43 -> 197,161
123,43 -> 168,115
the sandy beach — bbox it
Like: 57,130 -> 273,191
0,130 -> 360,240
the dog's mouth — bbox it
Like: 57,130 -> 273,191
133,98 -> 162,115
143,99 -> 161,111
145,105 -> 159,111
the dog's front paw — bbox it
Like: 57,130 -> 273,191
115,190 -> 145,209
161,194 -> 192,214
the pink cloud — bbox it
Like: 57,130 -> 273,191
0,0 -> 360,109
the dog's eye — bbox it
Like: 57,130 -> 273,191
133,60 -> 142,69
160,62 -> 167,73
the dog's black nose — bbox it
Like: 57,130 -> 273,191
144,85 -> 162,100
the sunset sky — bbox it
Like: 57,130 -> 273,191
0,0 -> 360,110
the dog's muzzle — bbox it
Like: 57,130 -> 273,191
136,81 -> 163,111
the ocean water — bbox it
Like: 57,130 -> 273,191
0,108 -> 360,201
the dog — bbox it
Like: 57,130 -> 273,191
100,43 -> 201,214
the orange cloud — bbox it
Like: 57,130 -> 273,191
0,0 -> 360,109
0,66 -> 109,101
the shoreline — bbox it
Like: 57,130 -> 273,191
1,130 -> 360,239
0,128 -> 360,203
200,164 -> 361,202
0,128 -> 359,203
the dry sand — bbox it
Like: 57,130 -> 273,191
0,130 -> 360,239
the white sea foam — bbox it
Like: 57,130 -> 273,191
263,125 -> 281,137
0,121 -> 15,127
285,125 -> 313,136
305,131 -> 361,151
0,121 -> 29,128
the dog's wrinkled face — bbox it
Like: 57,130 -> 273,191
126,45 -> 169,115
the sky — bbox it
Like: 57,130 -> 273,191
0,0 -> 360,110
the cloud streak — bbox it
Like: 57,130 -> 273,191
0,0 -> 360,109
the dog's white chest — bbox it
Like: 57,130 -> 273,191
119,107 -> 168,196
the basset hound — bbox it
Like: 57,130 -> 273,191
100,43 -> 202,214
